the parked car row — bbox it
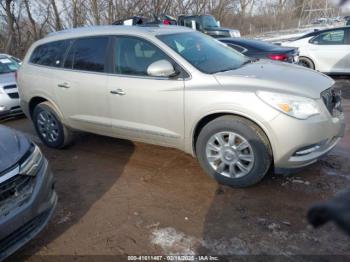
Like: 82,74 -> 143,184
114,14 -> 241,38
114,14 -> 350,75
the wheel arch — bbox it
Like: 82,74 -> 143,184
299,55 -> 316,70
28,96 -> 64,121
191,112 -> 274,159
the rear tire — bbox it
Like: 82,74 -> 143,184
299,57 -> 315,70
196,116 -> 272,187
33,102 -> 73,148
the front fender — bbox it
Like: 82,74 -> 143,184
184,93 -> 280,156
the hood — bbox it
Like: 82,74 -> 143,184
0,72 -> 16,86
214,60 -> 333,99
0,125 -> 31,174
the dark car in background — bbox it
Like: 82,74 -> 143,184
0,125 -> 57,260
219,38 -> 299,63
177,14 -> 241,38
113,14 -> 176,26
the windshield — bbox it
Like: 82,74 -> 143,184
157,32 -> 248,74
202,15 -> 219,28
0,57 -> 19,74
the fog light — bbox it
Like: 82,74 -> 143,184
294,144 -> 320,156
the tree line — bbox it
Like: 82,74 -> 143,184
0,0 -> 340,58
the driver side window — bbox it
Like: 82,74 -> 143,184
114,36 -> 171,76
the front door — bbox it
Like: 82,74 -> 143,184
107,36 -> 185,148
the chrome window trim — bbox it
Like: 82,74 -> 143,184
27,34 -> 192,81
0,166 -> 19,184
27,63 -> 189,81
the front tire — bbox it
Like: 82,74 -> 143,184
33,102 -> 73,148
196,116 -> 272,187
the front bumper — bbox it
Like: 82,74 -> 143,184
270,109 -> 346,172
0,93 -> 22,119
0,159 -> 57,260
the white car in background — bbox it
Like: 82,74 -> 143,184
0,53 -> 22,65
282,26 -> 350,74
0,55 -> 22,119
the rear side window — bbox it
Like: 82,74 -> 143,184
64,37 -> 108,72
30,40 -> 68,67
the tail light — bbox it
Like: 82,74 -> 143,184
267,54 -> 288,61
162,19 -> 171,25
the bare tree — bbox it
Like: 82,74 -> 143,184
24,0 -> 38,40
0,0 -> 343,57
1,0 -> 16,53
51,0 -> 62,30
90,0 -> 101,25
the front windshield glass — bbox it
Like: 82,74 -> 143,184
157,32 -> 248,74
202,15 -> 219,28
0,57 -> 19,74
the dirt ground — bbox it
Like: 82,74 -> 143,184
3,79 -> 350,260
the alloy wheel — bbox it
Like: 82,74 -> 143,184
205,131 -> 255,178
37,111 -> 59,143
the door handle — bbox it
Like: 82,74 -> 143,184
58,82 -> 70,88
110,89 -> 125,96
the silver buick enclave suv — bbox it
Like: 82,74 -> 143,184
17,26 -> 345,187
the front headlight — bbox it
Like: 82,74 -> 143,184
257,91 -> 320,120
0,88 -> 4,94
19,145 -> 43,176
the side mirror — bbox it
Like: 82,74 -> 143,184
147,60 -> 176,77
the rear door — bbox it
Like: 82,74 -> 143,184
308,28 -> 350,73
56,36 -> 112,134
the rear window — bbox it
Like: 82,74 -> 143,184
30,40 -> 69,67
64,37 -> 108,72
